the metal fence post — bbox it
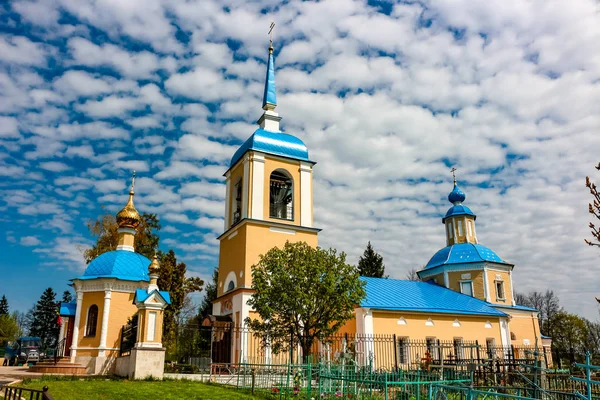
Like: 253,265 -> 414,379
393,334 -> 398,372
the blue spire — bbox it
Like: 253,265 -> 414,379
262,46 -> 277,110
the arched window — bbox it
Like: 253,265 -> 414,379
85,305 -> 98,337
227,281 -> 235,292
232,179 -> 242,225
269,170 -> 293,220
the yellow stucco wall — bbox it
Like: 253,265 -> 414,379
372,311 -> 503,344
106,292 -> 137,349
78,292 -> 104,348
217,222 -> 318,296
486,270 -> 513,305
505,309 -> 541,346
447,270 -> 485,300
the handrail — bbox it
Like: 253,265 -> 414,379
54,337 -> 67,364
1,384 -> 54,400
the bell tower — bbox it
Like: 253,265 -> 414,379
212,36 -> 320,334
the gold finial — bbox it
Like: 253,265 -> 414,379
451,167 -> 457,185
116,171 -> 141,228
149,253 -> 160,275
268,21 -> 275,53
130,170 -> 136,195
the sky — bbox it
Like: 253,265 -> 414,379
0,0 -> 599,320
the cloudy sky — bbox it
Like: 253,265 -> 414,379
1,0 -> 599,319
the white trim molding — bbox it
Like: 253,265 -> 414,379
299,162 -> 313,227
242,155 -> 250,219
224,173 -> 231,230
269,227 -> 296,235
250,153 -> 265,220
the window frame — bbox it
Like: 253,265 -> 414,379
269,169 -> 294,221
85,304 -> 98,338
397,336 -> 410,365
459,280 -> 474,297
232,179 -> 243,225
495,280 -> 505,301
453,337 -> 464,361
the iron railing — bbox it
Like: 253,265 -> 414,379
1,385 -> 54,400
269,204 -> 293,220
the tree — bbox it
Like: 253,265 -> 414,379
157,250 -> 203,351
551,312 -> 588,366
198,268 -> 218,318
585,162 -> 600,247
405,268 -> 420,281
357,242 -> 386,278
0,313 -> 20,344
513,290 -> 561,337
0,295 -> 8,315
82,212 -> 161,263
61,290 -> 73,304
29,288 -> 59,349
246,241 -> 367,361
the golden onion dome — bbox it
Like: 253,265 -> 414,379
148,254 -> 160,275
116,171 -> 141,228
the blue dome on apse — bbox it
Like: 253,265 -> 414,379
77,250 -> 150,282
448,183 -> 466,204
424,243 -> 510,270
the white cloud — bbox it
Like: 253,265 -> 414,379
20,236 -> 41,246
0,35 -> 48,65
54,70 -> 113,97
0,116 -> 19,138
39,161 -> 71,172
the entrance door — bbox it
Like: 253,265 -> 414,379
65,318 -> 75,357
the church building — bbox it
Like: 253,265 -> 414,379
210,39 -> 545,366
58,176 -> 170,376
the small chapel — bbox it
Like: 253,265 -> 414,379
57,176 -> 171,377
209,39 -> 546,366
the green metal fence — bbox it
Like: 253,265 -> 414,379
234,362 -> 472,399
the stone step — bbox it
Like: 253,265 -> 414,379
28,363 -> 87,375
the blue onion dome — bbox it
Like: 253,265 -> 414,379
448,183 -> 466,204
78,250 -> 150,282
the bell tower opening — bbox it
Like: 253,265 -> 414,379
269,170 -> 293,220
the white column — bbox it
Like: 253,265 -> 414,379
483,267 -> 491,302
242,156 -> 250,219
509,271 -> 516,305
443,271 -> 449,288
299,162 -> 312,227
98,290 -> 112,357
70,291 -> 83,363
250,153 -> 265,220
224,173 -> 231,230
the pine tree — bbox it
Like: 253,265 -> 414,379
61,290 -> 73,303
157,250 -> 203,350
29,288 -> 59,349
357,242 -> 386,278
0,295 -> 8,315
198,268 -> 218,318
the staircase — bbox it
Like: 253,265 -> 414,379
28,357 -> 87,375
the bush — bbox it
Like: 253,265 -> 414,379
164,363 -> 200,374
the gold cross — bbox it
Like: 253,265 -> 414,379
268,21 -> 275,47
450,167 -> 457,184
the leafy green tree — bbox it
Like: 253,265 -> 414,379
198,268 -> 218,318
246,241 -> 366,361
83,212 -> 161,263
551,312 -> 588,366
357,241 -> 386,278
0,295 -> 8,315
29,288 -> 60,348
157,250 -> 203,352
0,313 -> 20,343
61,290 -> 73,304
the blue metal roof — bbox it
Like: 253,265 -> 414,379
77,250 -> 150,282
59,302 -> 76,316
134,288 -> 171,305
443,204 -> 476,222
494,304 -> 538,312
360,277 -> 507,317
424,243 -> 509,270
262,50 -> 276,108
448,183 -> 466,204
230,128 -> 311,167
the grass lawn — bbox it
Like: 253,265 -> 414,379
19,377 -> 274,400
